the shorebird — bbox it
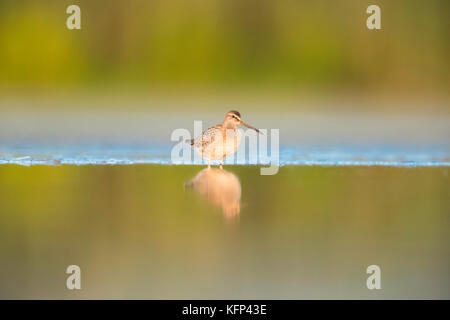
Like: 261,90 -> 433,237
188,110 -> 260,169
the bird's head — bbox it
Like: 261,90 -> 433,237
224,110 -> 260,133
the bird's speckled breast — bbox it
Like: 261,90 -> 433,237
219,128 -> 242,159
196,128 -> 241,160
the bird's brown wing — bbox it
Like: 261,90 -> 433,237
193,125 -> 221,149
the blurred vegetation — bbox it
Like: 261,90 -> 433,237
0,0 -> 448,95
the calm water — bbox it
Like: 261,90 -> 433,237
0,144 -> 449,167
0,164 -> 448,299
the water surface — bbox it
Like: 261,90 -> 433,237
1,110 -> 449,167
0,165 -> 448,299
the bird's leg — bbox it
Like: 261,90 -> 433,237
208,160 -> 211,169
220,161 -> 223,170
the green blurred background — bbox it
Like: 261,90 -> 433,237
0,0 -> 448,111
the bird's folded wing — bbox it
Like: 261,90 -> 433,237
195,126 -> 221,148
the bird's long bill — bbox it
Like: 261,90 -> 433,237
240,120 -> 261,133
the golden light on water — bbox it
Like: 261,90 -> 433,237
0,0 -> 449,300
0,165 -> 448,299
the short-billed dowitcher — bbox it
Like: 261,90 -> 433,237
188,110 -> 260,169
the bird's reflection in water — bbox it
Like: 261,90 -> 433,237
185,168 -> 241,220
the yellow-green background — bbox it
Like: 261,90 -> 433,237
0,0 -> 448,112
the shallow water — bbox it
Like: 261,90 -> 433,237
1,110 -> 449,167
1,109 -> 449,298
0,165 -> 448,299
